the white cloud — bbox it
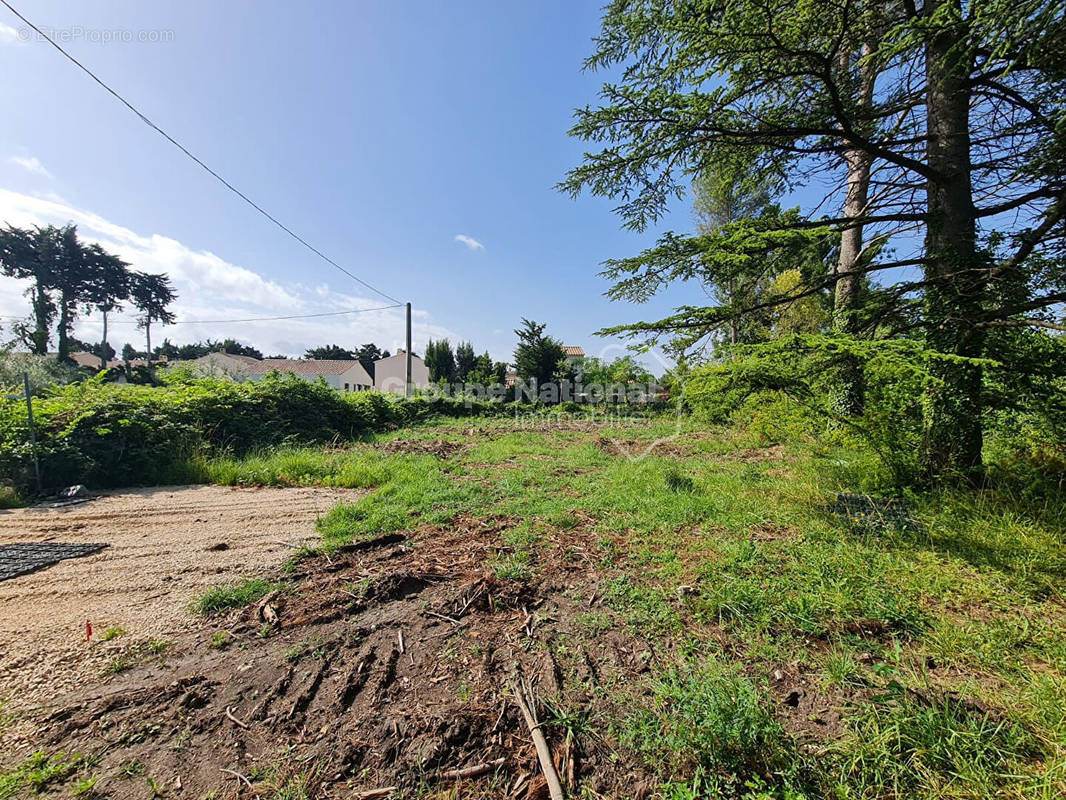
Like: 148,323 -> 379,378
0,23 -> 21,44
454,234 -> 484,252
0,188 -> 458,356
9,155 -> 52,178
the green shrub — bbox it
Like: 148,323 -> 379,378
0,352 -> 83,396
0,374 -> 518,493
0,486 -> 23,509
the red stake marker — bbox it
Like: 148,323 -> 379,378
86,620 -> 92,641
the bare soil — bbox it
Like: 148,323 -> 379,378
0,485 -> 359,750
4,510 -> 671,798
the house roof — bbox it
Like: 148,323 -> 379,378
70,351 -> 102,369
249,358 -> 370,377
186,353 -> 372,383
561,346 -> 585,358
67,351 -> 167,370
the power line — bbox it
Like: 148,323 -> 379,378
0,303 -> 404,326
1,0 -> 404,307
111,304 -> 405,325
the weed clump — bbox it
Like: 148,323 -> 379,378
190,578 -> 281,614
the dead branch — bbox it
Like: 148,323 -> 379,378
219,767 -> 253,789
437,757 -> 507,781
425,610 -> 462,625
512,679 -> 565,800
354,789 -> 396,800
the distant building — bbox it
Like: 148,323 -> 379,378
373,349 -> 430,394
69,351 -> 105,370
561,346 -> 585,359
66,351 -> 167,370
186,353 -> 372,392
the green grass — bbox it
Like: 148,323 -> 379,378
100,626 -> 125,642
619,656 -> 804,797
195,445 -> 391,488
0,751 -> 83,798
829,695 -> 1045,798
42,413 -> 1062,797
190,578 -> 282,614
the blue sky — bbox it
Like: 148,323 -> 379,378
0,0 -> 695,366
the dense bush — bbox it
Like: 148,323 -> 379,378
0,373 -> 518,492
0,352 -> 84,396
682,334 -> 1066,493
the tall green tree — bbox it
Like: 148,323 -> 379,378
564,0 -> 1066,481
454,341 -> 476,382
51,225 -> 91,364
692,162 -> 776,346
0,224 -> 134,362
513,319 -> 564,390
129,272 -> 176,366
81,243 -> 131,369
0,224 -> 60,355
425,338 -> 456,383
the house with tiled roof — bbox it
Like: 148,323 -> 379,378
187,352 -> 372,392
561,345 -> 585,359
65,351 -> 168,371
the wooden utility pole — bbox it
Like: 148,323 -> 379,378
405,302 -> 412,398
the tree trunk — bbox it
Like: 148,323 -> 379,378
100,310 -> 109,370
56,294 -> 72,363
832,34 -> 876,418
922,0 -> 983,482
144,321 -> 152,366
30,284 -> 50,355
728,277 -> 737,345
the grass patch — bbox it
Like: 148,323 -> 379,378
828,695 -> 1047,798
100,626 -> 125,642
620,657 -> 805,797
0,751 -> 83,798
314,453 -> 481,547
197,446 -> 391,488
190,578 -> 282,614
102,655 -> 134,676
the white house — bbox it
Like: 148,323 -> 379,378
373,349 -> 430,394
186,353 -> 373,392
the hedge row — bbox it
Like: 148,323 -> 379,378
0,374 -> 516,491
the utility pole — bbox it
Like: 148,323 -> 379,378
405,301 -> 412,398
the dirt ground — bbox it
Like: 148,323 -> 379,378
0,485 -> 360,750
1,508 -> 666,799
